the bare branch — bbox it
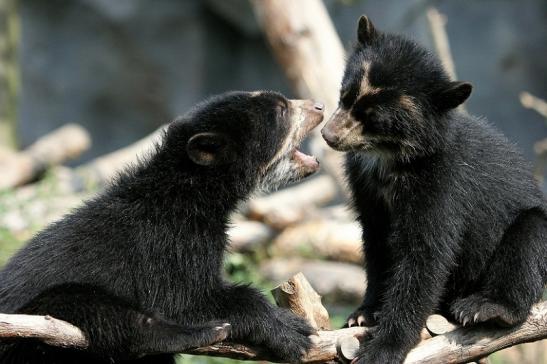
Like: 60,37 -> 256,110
520,91 -> 547,120
0,314 -> 88,348
0,124 -> 91,189
405,301 -> 547,364
425,7 -> 467,114
1,276 -> 545,363
426,7 -> 457,81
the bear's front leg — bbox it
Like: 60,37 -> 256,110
215,284 -> 315,363
353,227 -> 458,364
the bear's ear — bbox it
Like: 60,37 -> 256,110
357,15 -> 377,45
432,81 -> 472,111
186,132 -> 235,166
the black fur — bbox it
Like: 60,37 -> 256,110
0,91 -> 323,363
322,16 -> 547,364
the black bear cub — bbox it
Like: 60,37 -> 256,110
322,16 -> 547,364
0,91 -> 324,364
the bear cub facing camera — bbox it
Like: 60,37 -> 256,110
322,16 -> 547,364
0,91 -> 324,364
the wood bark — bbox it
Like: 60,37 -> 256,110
0,313 -> 88,348
405,301 -> 547,364
246,175 -> 337,228
271,219 -> 362,264
75,125 -> 165,185
0,124 -> 91,189
271,272 -> 331,330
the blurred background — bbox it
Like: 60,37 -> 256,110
0,0 -> 546,363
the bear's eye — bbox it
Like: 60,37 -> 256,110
352,106 -> 375,122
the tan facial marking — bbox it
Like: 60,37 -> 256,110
399,95 -> 419,114
261,112 -> 298,174
359,62 -> 381,97
339,118 -> 366,147
324,108 -> 368,150
260,99 -> 311,173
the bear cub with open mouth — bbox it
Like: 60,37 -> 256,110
0,91 -> 324,364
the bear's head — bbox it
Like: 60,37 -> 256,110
165,91 -> 324,192
321,15 -> 472,161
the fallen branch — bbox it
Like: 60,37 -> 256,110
520,91 -> 547,119
1,274 -> 545,363
75,125 -> 165,186
271,218 -> 362,264
246,175 -> 337,228
0,124 -> 91,189
228,220 -> 275,253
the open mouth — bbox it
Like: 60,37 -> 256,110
285,99 -> 324,176
292,148 -> 319,175
290,113 -> 323,175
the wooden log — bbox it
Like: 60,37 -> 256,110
271,272 -> 331,330
0,124 -> 91,189
261,259 -> 366,304
271,219 -> 362,264
75,125 -> 165,185
426,314 -> 459,336
228,220 -> 275,253
247,175 -> 337,229
250,0 -> 348,195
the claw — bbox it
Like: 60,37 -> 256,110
357,315 -> 365,326
474,313 -> 480,323
462,316 -> 469,326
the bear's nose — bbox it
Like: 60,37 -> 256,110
314,102 -> 325,111
321,126 -> 338,147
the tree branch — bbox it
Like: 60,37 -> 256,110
0,314 -> 88,348
405,301 -> 547,364
250,0 -> 348,196
520,91 -> 547,120
0,124 -> 91,189
1,274 -> 546,363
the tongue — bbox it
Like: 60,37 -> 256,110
293,149 -> 319,170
